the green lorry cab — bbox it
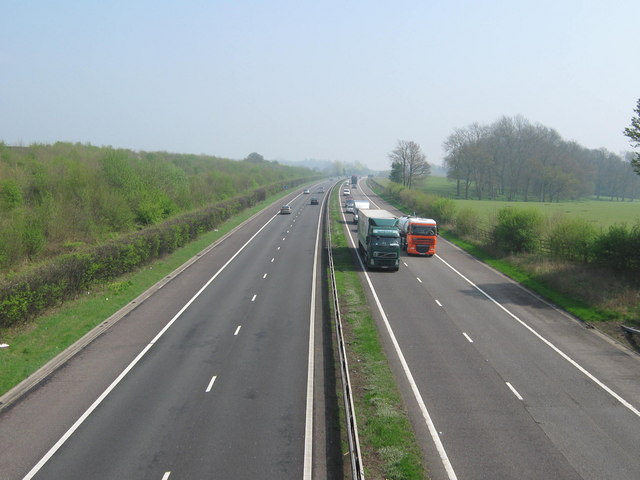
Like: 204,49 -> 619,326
356,209 -> 400,271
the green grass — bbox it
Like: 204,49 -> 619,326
0,187 -> 304,396
329,188 -> 426,479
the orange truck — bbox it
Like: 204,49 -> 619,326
397,216 -> 438,256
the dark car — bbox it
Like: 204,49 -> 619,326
310,197 -> 319,205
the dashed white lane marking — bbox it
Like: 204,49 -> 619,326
206,376 -> 218,393
463,332 -> 474,343
282,237 -> 286,241
271,258 -> 275,262
435,299 -> 443,307
234,325 -> 241,336
436,254 -> 640,418
251,294 -> 257,302
263,273 -> 268,278
506,382 -> 523,400
403,262 -> 408,267
277,246 -> 281,250
162,472 -> 171,480
417,277 -> 423,283
21,206 -> 283,480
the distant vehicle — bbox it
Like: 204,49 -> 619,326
319,187 -> 325,193
351,175 -> 358,186
397,216 -> 438,256
345,198 -> 355,212
343,188 -> 351,196
352,200 -> 370,224
357,209 -> 400,271
310,197 -> 319,205
280,205 -> 292,214
303,189 -> 310,194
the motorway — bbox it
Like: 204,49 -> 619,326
347,181 -> 640,480
0,181 -> 340,479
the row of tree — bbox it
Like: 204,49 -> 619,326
440,116 -> 640,202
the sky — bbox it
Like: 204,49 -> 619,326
1,0 -> 638,171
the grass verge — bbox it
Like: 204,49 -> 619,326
328,189 -> 426,479
0,187 -> 302,396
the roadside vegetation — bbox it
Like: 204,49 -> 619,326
0,143 -> 318,328
370,177 -> 640,350
0,142 -> 312,271
0,186 -> 304,397
328,187 -> 426,479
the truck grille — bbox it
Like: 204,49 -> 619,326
373,252 -> 398,259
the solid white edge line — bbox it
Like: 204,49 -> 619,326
22,212 -> 280,480
205,376 -> 217,393
303,193 -> 322,479
435,254 -> 640,418
506,382 -> 523,401
340,204 -> 459,480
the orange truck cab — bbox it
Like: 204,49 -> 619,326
397,216 -> 438,256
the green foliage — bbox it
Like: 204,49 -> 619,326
455,206 -> 481,237
493,207 -> 543,253
546,217 -> 597,263
432,197 -> 457,224
0,142 -> 314,270
0,180 -> 23,209
593,223 -> 640,272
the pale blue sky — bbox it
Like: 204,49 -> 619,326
1,0 -> 638,170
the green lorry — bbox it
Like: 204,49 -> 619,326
357,209 -> 400,271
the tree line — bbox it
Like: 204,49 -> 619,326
442,116 -> 640,202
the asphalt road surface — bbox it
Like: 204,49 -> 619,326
348,180 -> 640,480
0,182 -> 339,480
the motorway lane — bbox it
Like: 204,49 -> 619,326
0,182 -> 335,480
347,181 -> 640,479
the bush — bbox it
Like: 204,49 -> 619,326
431,197 -> 457,224
593,223 -> 640,273
455,207 -> 480,237
546,217 -> 596,263
493,207 -> 543,253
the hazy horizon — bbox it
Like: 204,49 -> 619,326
2,0 -> 638,170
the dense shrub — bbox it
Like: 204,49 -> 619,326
0,143 -> 314,270
493,207 -> 543,253
431,197 -> 457,224
455,207 -> 481,237
592,223 -> 640,273
546,217 -> 597,263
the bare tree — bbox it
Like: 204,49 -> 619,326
388,140 -> 430,188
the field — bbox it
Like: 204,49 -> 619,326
391,176 -> 640,229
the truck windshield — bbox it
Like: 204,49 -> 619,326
372,236 -> 399,247
411,225 -> 436,236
